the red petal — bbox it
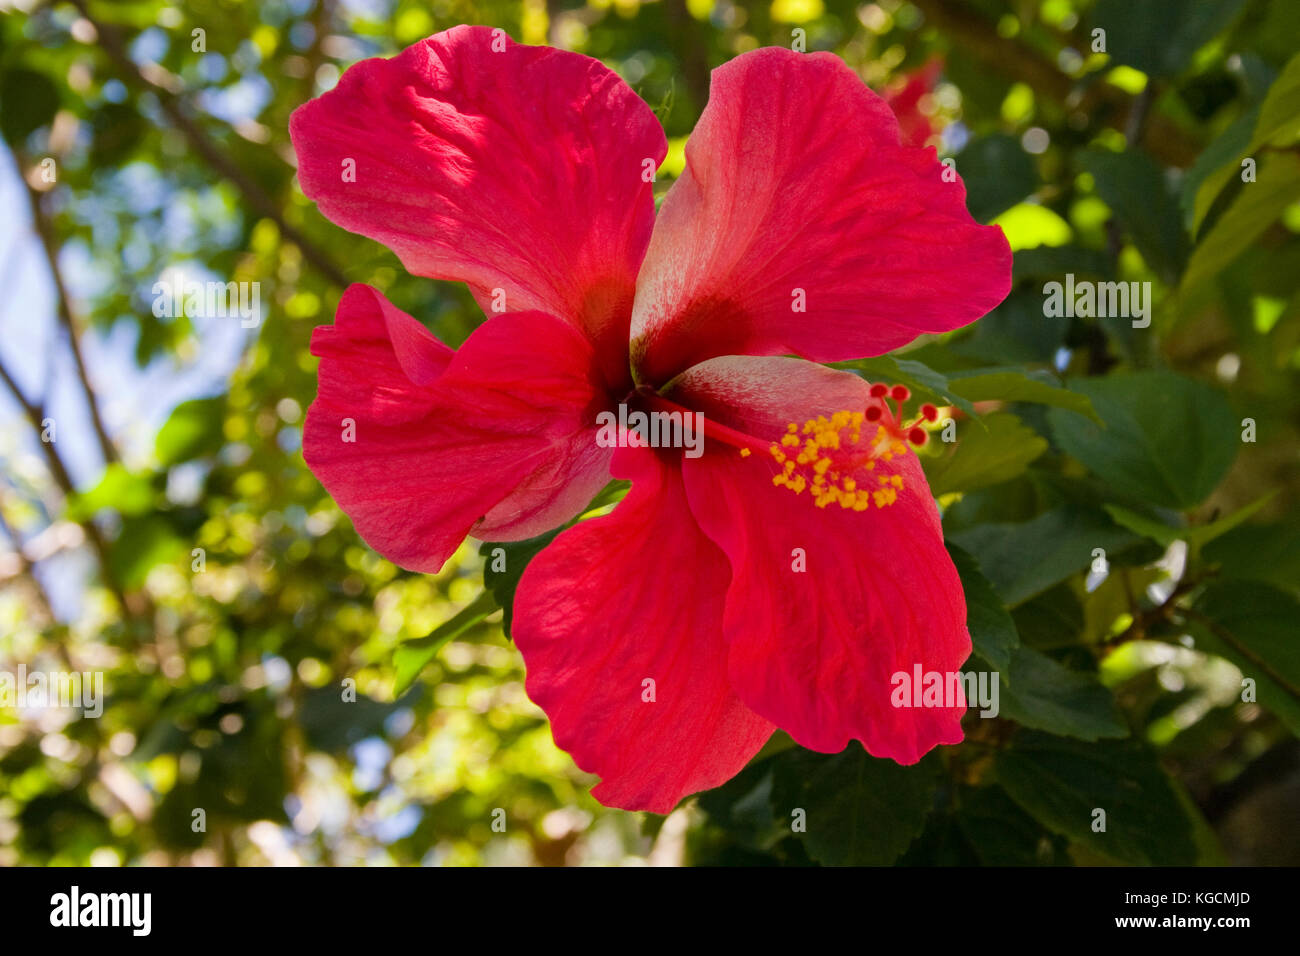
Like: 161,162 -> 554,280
305,285 -> 612,572
513,446 -> 774,813
630,47 -> 1010,385
676,356 -> 969,761
290,25 -> 665,382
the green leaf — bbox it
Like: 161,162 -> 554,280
110,515 -> 185,589
1091,0 -> 1246,79
0,68 -> 60,144
1190,49 -> 1300,234
1203,519 -> 1300,595
478,480 -> 628,637
67,464 -> 154,521
926,412 -> 1046,496
1185,104 -> 1260,233
1188,581 -> 1300,735
1182,152 -> 1300,292
956,133 -> 1039,223
391,590 -> 499,696
1012,584 -> 1085,650
948,543 -> 1019,673
155,397 -> 226,465
1012,246 -> 1113,283
989,646 -> 1128,740
1079,150 -> 1189,282
948,506 -> 1141,606
479,530 -> 560,638
1186,52 -> 1300,232
951,289 -> 1069,365
1105,491 -> 1275,550
1047,371 -> 1238,510
1102,504 -> 1188,547
954,785 -> 1069,866
695,761 -> 784,854
995,732 -> 1197,865
947,368 -> 1101,422
90,101 -> 148,169
299,686 -> 409,752
1252,51 -> 1300,151
770,748 -> 939,865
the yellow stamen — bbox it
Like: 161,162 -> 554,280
763,406 -> 910,511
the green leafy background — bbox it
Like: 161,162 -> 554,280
1,0 -> 1297,866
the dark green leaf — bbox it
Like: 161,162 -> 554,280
1012,584 -> 1085,650
0,68 -> 60,144
947,506 -> 1141,606
480,530 -> 561,638
1188,580 -> 1300,734
989,646 -> 1128,740
770,748 -> 939,866
1079,150 -> 1189,281
1203,519 -> 1300,594
948,368 -> 1100,421
1092,0 -> 1246,78
995,731 -> 1197,865
955,785 -> 1069,866
957,133 -> 1039,223
1047,371 -> 1238,510
948,542 -> 1019,673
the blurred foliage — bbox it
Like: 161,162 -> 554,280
0,0 -> 1297,866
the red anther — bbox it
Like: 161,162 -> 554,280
908,426 -> 928,446
865,405 -> 883,422
890,385 -> 910,402
869,383 -> 889,398
921,403 -> 939,422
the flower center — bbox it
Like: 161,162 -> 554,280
766,385 -> 936,510
629,383 -> 937,511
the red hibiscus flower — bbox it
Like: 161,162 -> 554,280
290,26 -> 1011,813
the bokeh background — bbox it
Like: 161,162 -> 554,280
1,0 -> 1297,866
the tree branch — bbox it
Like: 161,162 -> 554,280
0,356 -> 131,615
66,0 -> 350,290
24,180 -> 119,467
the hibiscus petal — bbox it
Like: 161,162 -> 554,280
513,445 -> 774,813
305,285 -> 612,572
675,356 -> 969,762
290,25 -> 666,381
630,47 -> 1011,386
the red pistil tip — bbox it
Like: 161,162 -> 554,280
890,385 -> 910,402
921,403 -> 938,422
907,426 -> 928,446
865,405 -> 883,421
869,383 -> 889,398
